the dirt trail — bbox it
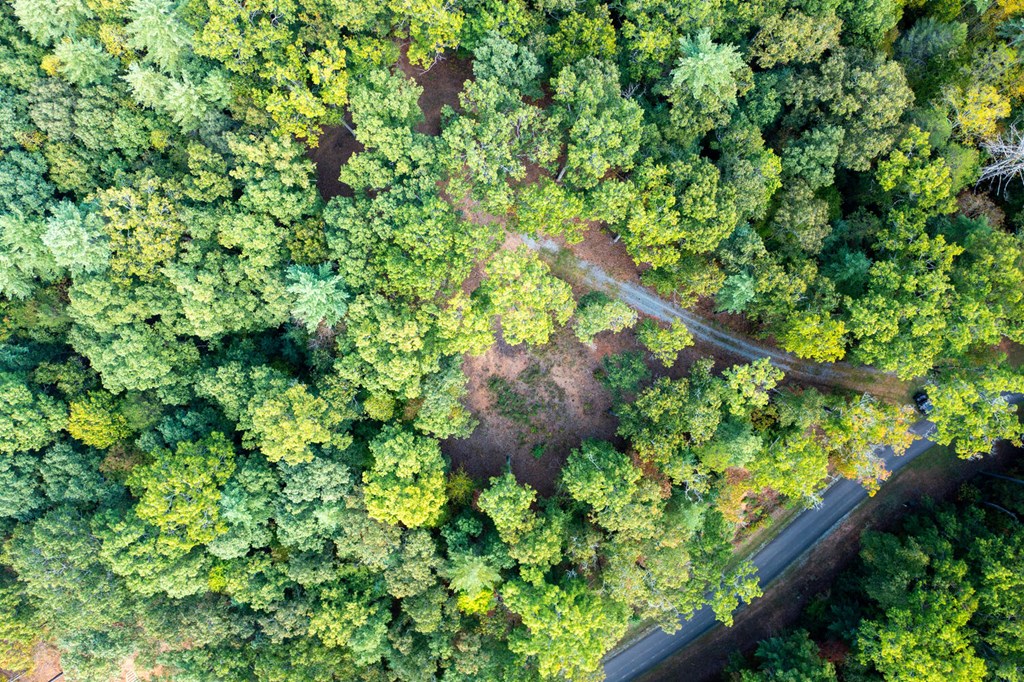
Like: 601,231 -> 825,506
520,235 -> 912,400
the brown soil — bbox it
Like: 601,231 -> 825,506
562,223 -> 645,284
443,326 -> 641,496
396,45 -> 474,136
635,440 -> 1024,682
307,124 -> 364,202
10,643 -> 61,682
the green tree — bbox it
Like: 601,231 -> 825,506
477,472 -> 537,545
128,432 -> 237,553
53,39 -> 117,86
393,0 -> 465,68
0,212 -> 55,299
854,531 -> 987,682
740,630 -> 838,681
363,426 -> 447,528
779,312 -> 848,363
722,358 -> 784,417
446,553 -> 502,613
126,0 -> 193,74
226,133 -> 319,225
749,11 -> 841,68
96,176 -> 190,284
0,373 -> 66,454
482,247 -> 575,346
334,292 -> 444,405
551,58 -> 644,191
0,574 -> 39,673
783,49 -> 914,171
548,7 -> 617,71
562,440 -> 665,540
596,350 -> 651,402
285,263 -> 349,332
195,0 -> 350,139
514,178 -> 586,243
442,78 -> 559,213
413,358 -> 478,440
67,391 -> 131,449
42,201 -> 110,276
308,576 -> 392,664
245,379 -> 352,465
347,68 -> 424,161
607,157 -> 740,267
471,31 -> 542,97
928,366 -> 1024,458
6,508 -> 138,679
617,360 -> 725,489
11,0 -> 90,46
502,579 -> 629,681
667,30 -> 750,138
837,0 -> 904,48
572,292 -> 637,344
636,319 -> 694,367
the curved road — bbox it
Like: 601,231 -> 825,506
519,234 -> 1018,681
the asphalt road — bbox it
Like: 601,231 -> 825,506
604,396 -> 1024,682
602,419 -> 939,681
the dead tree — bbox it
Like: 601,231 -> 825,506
980,126 -> 1024,196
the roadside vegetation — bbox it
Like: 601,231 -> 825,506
0,0 -> 1023,680
728,470 -> 1024,681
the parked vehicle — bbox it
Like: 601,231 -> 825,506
913,391 -> 935,415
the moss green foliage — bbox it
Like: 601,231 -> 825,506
596,350 -> 651,401
0,0 -> 1021,679
637,318 -> 695,367
572,291 -> 637,344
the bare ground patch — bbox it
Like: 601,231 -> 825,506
4,642 -> 62,682
443,326 -> 643,496
396,46 -> 474,136
308,124 -> 364,202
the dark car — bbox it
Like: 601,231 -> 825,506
913,390 -> 934,415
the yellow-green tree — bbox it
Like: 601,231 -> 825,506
363,426 -> 447,528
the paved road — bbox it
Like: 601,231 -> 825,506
601,418 -> 938,681
604,392 -> 1023,682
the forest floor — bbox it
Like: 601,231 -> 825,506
12,643 -> 60,682
443,326 -> 638,496
633,439 -> 1024,682
395,47 -> 473,136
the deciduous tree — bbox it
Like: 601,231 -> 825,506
363,426 -> 447,528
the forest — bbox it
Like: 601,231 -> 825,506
0,0 -> 1022,679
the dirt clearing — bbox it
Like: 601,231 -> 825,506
396,46 -> 473,136
443,327 -> 642,496
308,124 -> 364,202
